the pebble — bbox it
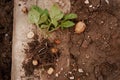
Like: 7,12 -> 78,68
78,68 -> 84,73
69,76 -> 74,80
84,0 -> 89,4
27,31 -> 34,39
82,62 -> 85,65
21,6 -> 28,13
101,21 -> 104,24
5,34 -> 8,37
55,73 -> 59,77
105,0 -> 109,4
89,5 -> 93,8
68,71 -> 72,74
61,68 -> 63,71
32,60 -> 38,66
88,35 -> 90,38
47,67 -> 54,75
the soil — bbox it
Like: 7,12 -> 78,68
0,0 -> 120,80
23,0 -> 120,80
0,0 -> 13,80
23,38 -> 61,76
68,0 -> 120,80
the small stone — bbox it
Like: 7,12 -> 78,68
61,68 -> 63,71
5,34 -> 8,36
47,67 -> 54,75
101,21 -> 104,24
27,31 -> 34,39
55,73 -> 59,77
32,60 -> 38,66
68,71 -> 72,74
84,0 -> 89,4
105,0 -> 109,4
93,6 -> 95,9
88,35 -> 90,38
69,76 -> 74,80
82,62 -> 85,65
78,68 -> 84,73
89,5 -> 93,8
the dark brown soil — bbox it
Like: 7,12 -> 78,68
0,0 -> 13,80
24,0 -> 120,80
68,0 -> 120,80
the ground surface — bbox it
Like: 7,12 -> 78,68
69,0 -> 120,80
0,0 -> 13,80
24,0 -> 120,80
0,0 -> 120,80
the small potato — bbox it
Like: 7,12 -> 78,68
47,67 -> 54,75
54,39 -> 61,44
27,31 -> 34,39
75,21 -> 86,34
50,48 -> 58,54
32,60 -> 38,66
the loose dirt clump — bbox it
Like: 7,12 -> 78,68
23,38 -> 61,76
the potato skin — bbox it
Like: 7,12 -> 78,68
75,21 -> 86,34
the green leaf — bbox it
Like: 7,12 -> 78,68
51,19 -> 58,27
49,5 -> 64,21
60,21 -> 75,28
64,13 -> 77,20
28,5 -> 44,24
54,13 -> 64,21
31,5 -> 43,14
28,9 -> 41,24
42,9 -> 48,15
28,5 -> 76,32
38,10 -> 48,24
40,24 -> 49,29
